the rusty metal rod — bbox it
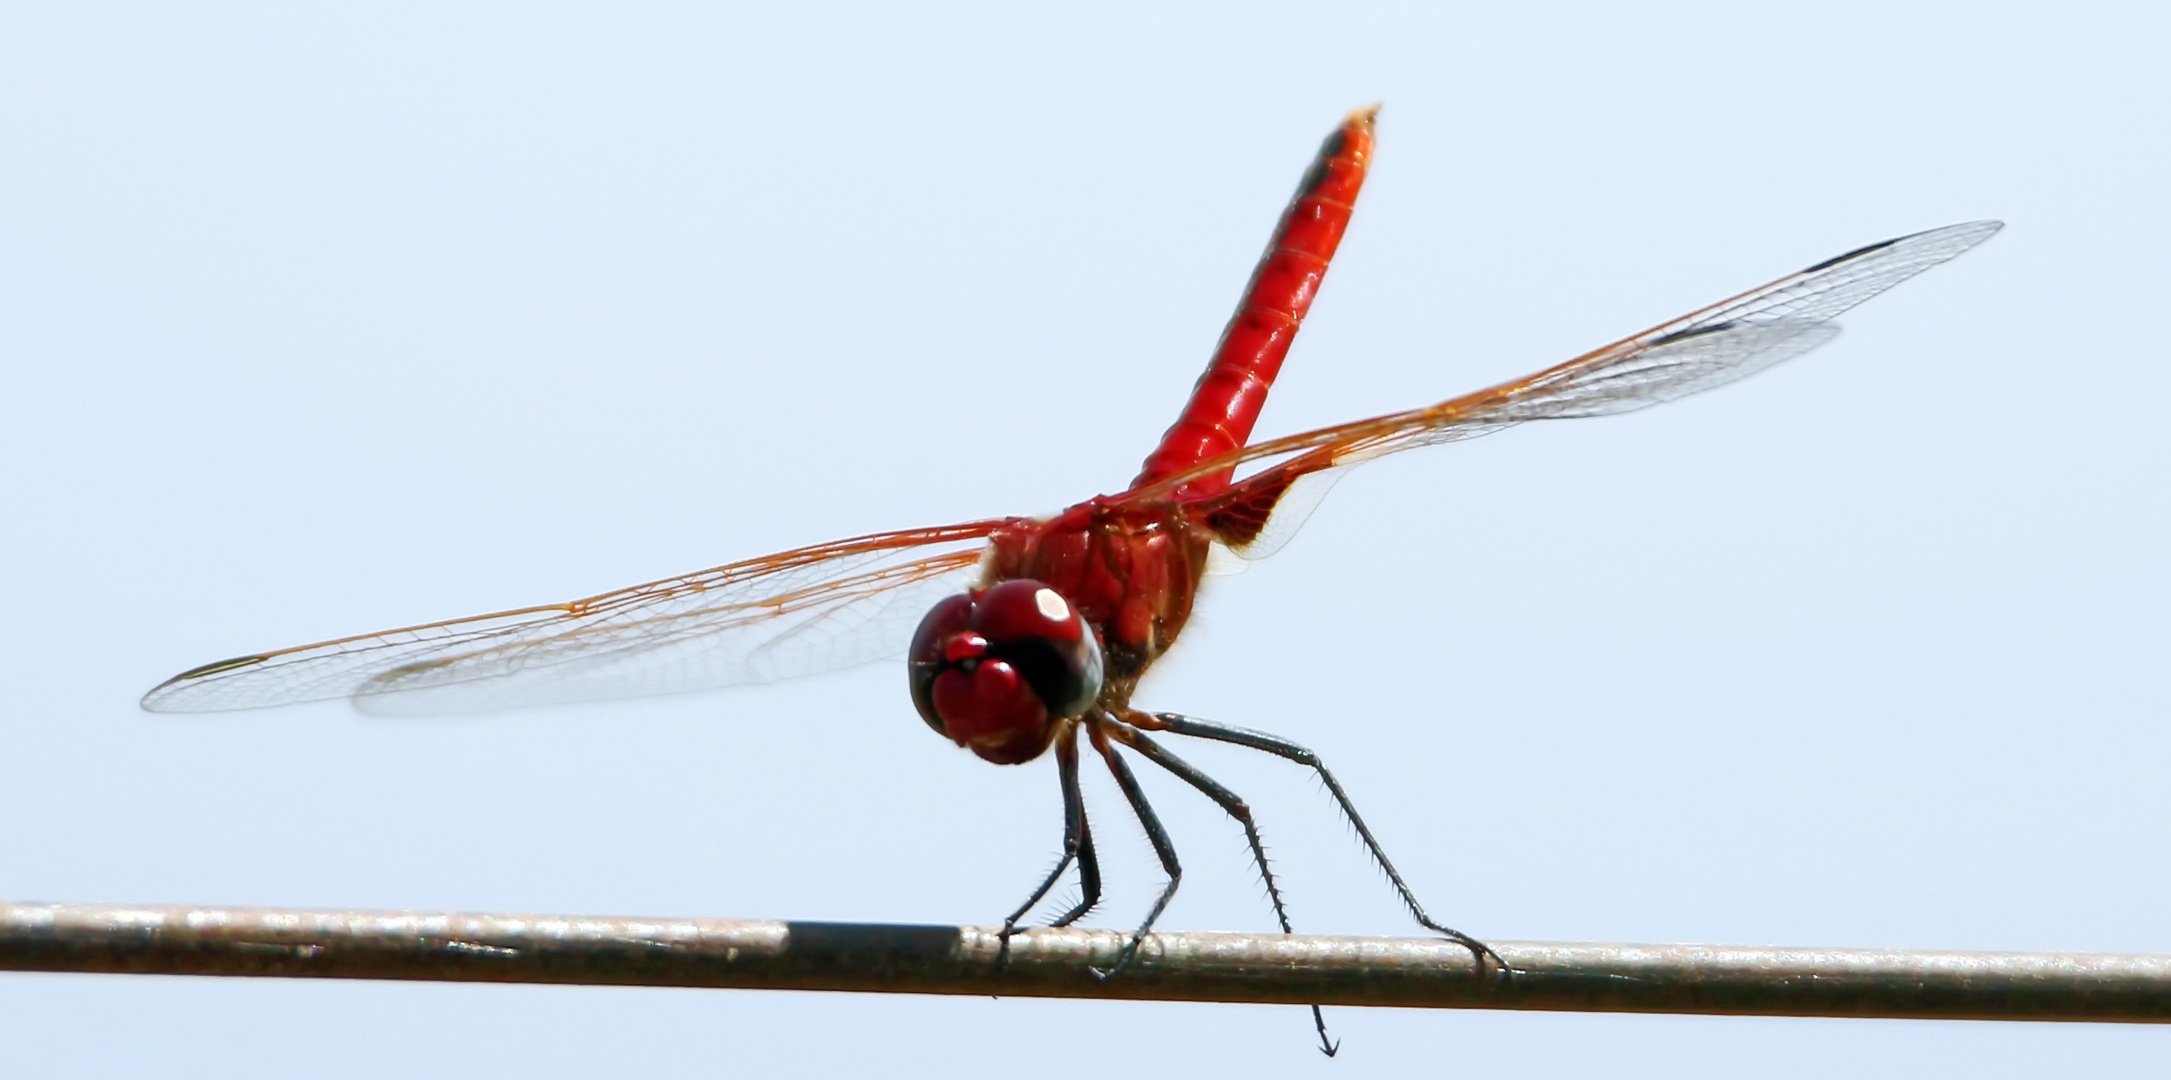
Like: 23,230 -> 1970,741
1,901 -> 2165,1022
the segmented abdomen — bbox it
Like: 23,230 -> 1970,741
1130,107 -> 1377,498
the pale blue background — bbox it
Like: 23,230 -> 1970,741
2,2 -> 2166,1075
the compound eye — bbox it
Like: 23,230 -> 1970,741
974,580 -> 1086,646
907,593 -> 975,736
904,581 -> 1105,762
971,581 -> 1103,720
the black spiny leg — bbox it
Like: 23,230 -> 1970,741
1082,719 -> 1181,981
997,725 -> 1096,969
1137,710 -> 1510,980
1104,714 -> 1339,1056
1046,813 -> 1102,929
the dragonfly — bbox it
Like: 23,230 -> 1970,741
144,107 -> 1999,1054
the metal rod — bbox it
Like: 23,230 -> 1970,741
2,901 -> 2166,1022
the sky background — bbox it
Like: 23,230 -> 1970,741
2,2 -> 2167,1076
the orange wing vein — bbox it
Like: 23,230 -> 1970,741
141,521 -> 1005,715
1161,220 -> 2003,557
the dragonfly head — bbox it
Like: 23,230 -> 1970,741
908,579 -> 1105,765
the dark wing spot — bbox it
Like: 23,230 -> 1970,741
1802,236 -> 1900,274
172,655 -> 267,681
1648,320 -> 1742,346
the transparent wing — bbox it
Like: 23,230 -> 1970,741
141,521 -> 1003,715
1166,221 -> 2002,555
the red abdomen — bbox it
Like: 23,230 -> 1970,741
1131,108 -> 1378,498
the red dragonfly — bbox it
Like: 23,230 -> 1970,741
145,108 -> 1998,1050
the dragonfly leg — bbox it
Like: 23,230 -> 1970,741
1081,718 -> 1182,982
1135,710 -> 1512,981
1046,815 -> 1103,929
1103,714 -> 1338,1056
997,724 -> 1093,970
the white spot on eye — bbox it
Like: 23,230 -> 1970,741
1034,588 -> 1070,623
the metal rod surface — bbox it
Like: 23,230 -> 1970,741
2,901 -> 2166,1022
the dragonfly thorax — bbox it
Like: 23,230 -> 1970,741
983,499 -> 1215,687
908,580 -> 1105,765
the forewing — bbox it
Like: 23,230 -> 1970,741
141,522 -> 1002,715
1173,221 -> 2001,555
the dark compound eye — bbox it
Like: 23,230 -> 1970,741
970,580 -> 1102,719
907,580 -> 1105,765
907,594 -> 975,737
